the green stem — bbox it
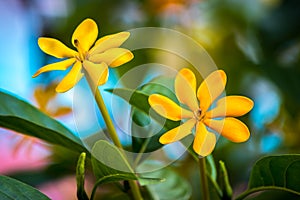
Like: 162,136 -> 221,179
85,75 -> 143,200
94,88 -> 122,148
206,172 -> 222,199
90,175 -> 129,200
134,138 -> 150,167
128,181 -> 143,200
199,157 -> 210,200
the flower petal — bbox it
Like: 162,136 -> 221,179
89,48 -> 133,67
56,61 -> 84,93
52,107 -> 72,117
34,83 -> 57,110
159,118 -> 196,144
83,60 -> 108,86
71,18 -> 98,52
206,96 -> 254,118
32,58 -> 76,77
98,67 -> 109,85
175,68 -> 199,111
149,94 -> 193,121
204,117 -> 250,143
89,32 -> 130,54
197,70 -> 227,112
193,122 -> 216,156
38,38 -> 77,58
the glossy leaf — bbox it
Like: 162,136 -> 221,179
0,90 -> 85,152
106,82 -> 179,130
91,140 -> 163,184
91,140 -> 136,181
91,140 -> 137,199
90,140 -> 162,199
107,81 -> 180,154
140,162 -> 192,200
236,155 -> 300,200
0,175 -> 50,200
131,81 -> 180,154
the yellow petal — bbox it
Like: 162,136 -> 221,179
159,118 -> 196,144
89,32 -> 130,54
71,18 -> 98,52
148,94 -> 193,121
38,38 -> 77,58
175,68 -> 199,111
89,48 -> 133,67
34,83 -> 57,110
197,70 -> 227,112
204,117 -> 250,143
83,60 -> 108,86
193,122 -> 216,156
52,107 -> 72,117
56,61 -> 84,93
206,96 -> 254,118
32,58 -> 76,77
98,67 -> 109,85
34,87 -> 49,111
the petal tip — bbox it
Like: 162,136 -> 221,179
55,87 -> 64,93
32,72 -> 39,78
179,68 -> 193,74
55,85 -> 72,93
121,31 -> 130,38
159,136 -> 168,144
218,69 -> 227,82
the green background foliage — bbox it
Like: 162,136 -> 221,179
1,0 -> 300,199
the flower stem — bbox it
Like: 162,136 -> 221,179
94,88 -> 122,148
199,157 -> 210,200
85,75 -> 143,200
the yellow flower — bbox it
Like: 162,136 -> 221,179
33,18 -> 133,92
148,68 -> 254,156
34,82 -> 72,116
13,82 -> 72,156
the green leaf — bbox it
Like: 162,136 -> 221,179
204,155 -> 223,199
236,155 -> 300,200
106,82 -> 179,131
0,90 -> 85,152
207,155 -> 217,181
138,177 -> 165,186
140,162 -> 192,200
218,161 -> 232,200
0,175 -> 50,200
90,140 -> 163,199
131,81 -> 180,153
76,152 -> 89,200
91,140 -> 136,179
91,140 -> 137,199
107,81 -> 180,153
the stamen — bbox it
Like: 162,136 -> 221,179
74,39 -> 85,61
193,109 -> 202,121
74,39 -> 79,46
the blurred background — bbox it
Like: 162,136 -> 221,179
0,0 -> 300,199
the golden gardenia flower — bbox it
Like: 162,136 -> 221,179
33,18 -> 133,92
13,82 -> 72,156
148,68 -> 254,156
34,82 -> 72,116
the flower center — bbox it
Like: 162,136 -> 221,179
74,39 -> 86,62
193,109 -> 202,121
